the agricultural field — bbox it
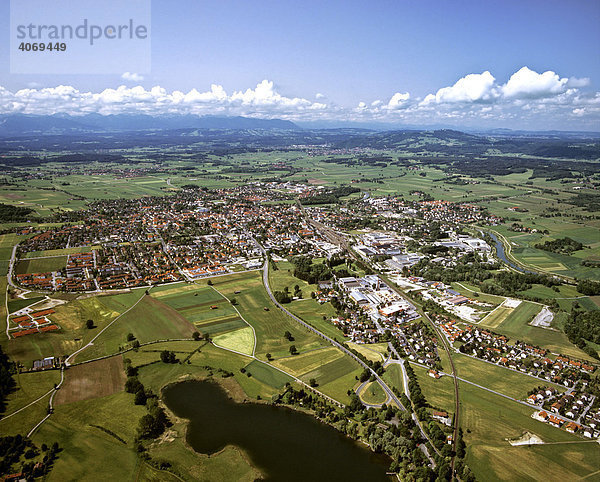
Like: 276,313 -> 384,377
272,347 -> 344,377
491,223 -> 600,281
243,360 -> 293,389
478,305 -> 513,329
213,327 -> 255,356
4,293 -> 124,364
347,342 -> 388,362
74,291 -> 197,362
411,365 -> 455,413
151,283 -> 246,335
207,272 -> 328,358
15,256 -> 67,275
0,369 -> 61,420
7,296 -> 45,313
452,353 -> 564,400
54,356 -> 126,405
459,382 -> 599,482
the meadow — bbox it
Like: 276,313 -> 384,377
269,260 -> 348,340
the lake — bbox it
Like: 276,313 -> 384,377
162,380 -> 392,481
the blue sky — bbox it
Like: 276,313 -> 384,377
1,0 -> 599,130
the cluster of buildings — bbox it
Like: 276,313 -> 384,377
9,308 -> 60,339
445,321 -> 596,389
12,186 -> 351,292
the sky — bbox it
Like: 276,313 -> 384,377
0,0 -> 599,130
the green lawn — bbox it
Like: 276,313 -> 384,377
359,381 -> 387,405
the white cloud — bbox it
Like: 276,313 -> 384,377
0,80 -> 329,119
501,66 -> 568,99
386,92 -> 410,109
567,77 -> 590,88
422,71 -> 498,104
0,68 -> 597,128
121,72 -> 144,82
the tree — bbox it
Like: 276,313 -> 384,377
125,377 -> 144,394
134,390 -> 147,405
289,345 -> 297,355
284,331 -> 294,341
127,333 -> 135,342
309,378 -> 318,387
207,279 -> 213,286
137,414 -> 164,439
85,319 -> 94,329
230,297 -> 238,305
266,353 -> 272,361
160,350 -> 177,364
192,331 -> 200,341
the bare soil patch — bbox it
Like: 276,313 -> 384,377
55,356 -> 126,405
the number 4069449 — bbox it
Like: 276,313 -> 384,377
18,42 -> 67,52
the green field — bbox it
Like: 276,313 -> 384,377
269,261 -> 348,340
0,369 -> 61,432
4,294 -> 127,364
476,302 -> 594,361
208,272 -> 328,358
24,247 -> 93,258
273,347 -> 344,376
359,381 -> 387,405
453,353 -> 563,400
75,291 -> 197,362
347,342 -> 388,362
459,382 -> 599,481
213,327 -> 255,355
15,256 -> 68,274
478,305 -> 513,328
7,296 -> 45,313
243,359 -> 294,389
411,364 -> 455,413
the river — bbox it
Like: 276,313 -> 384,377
162,380 -> 392,481
488,231 -> 536,274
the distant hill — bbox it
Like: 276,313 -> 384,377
0,114 -> 300,136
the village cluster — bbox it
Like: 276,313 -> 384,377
6,182 -> 599,443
